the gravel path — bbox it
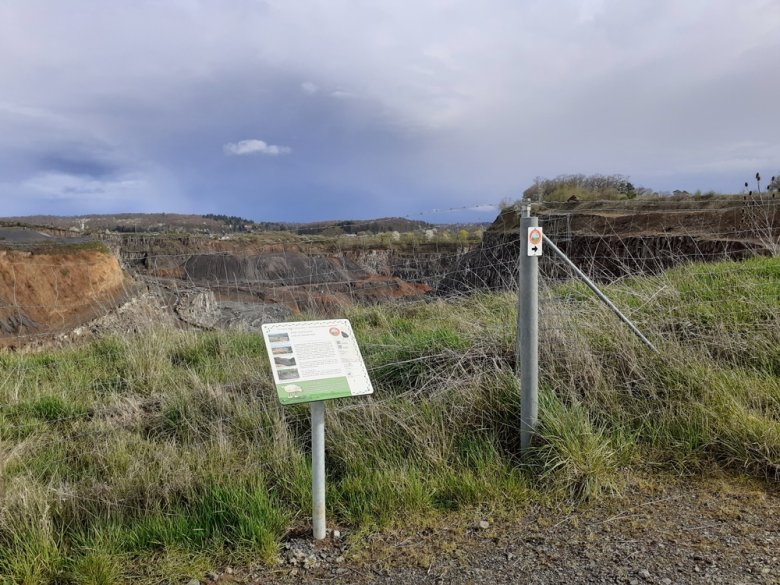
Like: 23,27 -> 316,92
206,474 -> 779,585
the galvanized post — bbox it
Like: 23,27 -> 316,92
517,205 -> 539,453
310,400 -> 326,540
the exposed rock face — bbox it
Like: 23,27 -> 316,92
70,291 -> 179,339
62,289 -> 293,344
439,232 -> 760,293
183,252 -> 370,286
174,290 -> 220,328
175,252 -> 432,312
6,199 -> 774,342
114,237 -> 471,313
437,231 -> 520,292
0,247 -> 128,339
217,301 -> 292,331
439,200 -> 780,292
116,235 -> 469,285
173,289 -> 293,331
344,248 -> 465,289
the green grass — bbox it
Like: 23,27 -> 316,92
0,257 -> 778,583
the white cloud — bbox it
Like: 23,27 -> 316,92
223,139 -> 292,156
301,81 -> 319,94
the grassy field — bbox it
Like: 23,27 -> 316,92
0,257 -> 778,584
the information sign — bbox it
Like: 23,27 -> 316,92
261,319 -> 374,405
527,226 -> 543,256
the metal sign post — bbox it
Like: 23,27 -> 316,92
310,400 -> 326,540
517,206 -> 539,454
261,319 -> 374,540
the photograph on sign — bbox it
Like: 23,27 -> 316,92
527,226 -> 543,256
261,319 -> 374,405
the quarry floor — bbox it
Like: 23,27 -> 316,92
202,473 -> 778,585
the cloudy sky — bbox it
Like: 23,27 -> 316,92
1,1 -> 779,222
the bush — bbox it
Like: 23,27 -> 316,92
523,174 -> 640,201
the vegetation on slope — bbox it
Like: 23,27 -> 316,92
0,257 -> 777,583
523,174 -> 641,201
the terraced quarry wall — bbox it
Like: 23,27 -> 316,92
114,235 -> 467,311
4,199 -> 775,342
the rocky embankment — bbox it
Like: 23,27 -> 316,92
439,199 -> 780,292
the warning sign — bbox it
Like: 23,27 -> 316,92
527,227 -> 543,256
261,319 -> 374,405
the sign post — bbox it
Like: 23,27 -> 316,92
310,400 -> 326,539
517,207 -> 540,454
262,319 -> 373,539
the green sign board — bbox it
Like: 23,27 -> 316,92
261,319 -> 374,405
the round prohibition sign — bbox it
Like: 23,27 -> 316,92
528,228 -> 542,246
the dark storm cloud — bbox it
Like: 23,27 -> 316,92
35,149 -> 122,179
0,0 -> 778,219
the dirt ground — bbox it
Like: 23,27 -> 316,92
203,473 -> 778,585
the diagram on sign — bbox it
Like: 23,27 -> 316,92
261,319 -> 374,405
527,226 -> 543,256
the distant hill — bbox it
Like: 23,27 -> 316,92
1,213 -> 228,234
0,213 -> 434,236
294,217 -> 431,235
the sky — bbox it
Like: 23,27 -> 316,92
1,0 -> 779,223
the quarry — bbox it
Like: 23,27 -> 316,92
0,198 -> 777,345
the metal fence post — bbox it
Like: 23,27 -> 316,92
517,205 -> 539,453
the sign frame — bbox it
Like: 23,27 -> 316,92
261,319 -> 374,405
